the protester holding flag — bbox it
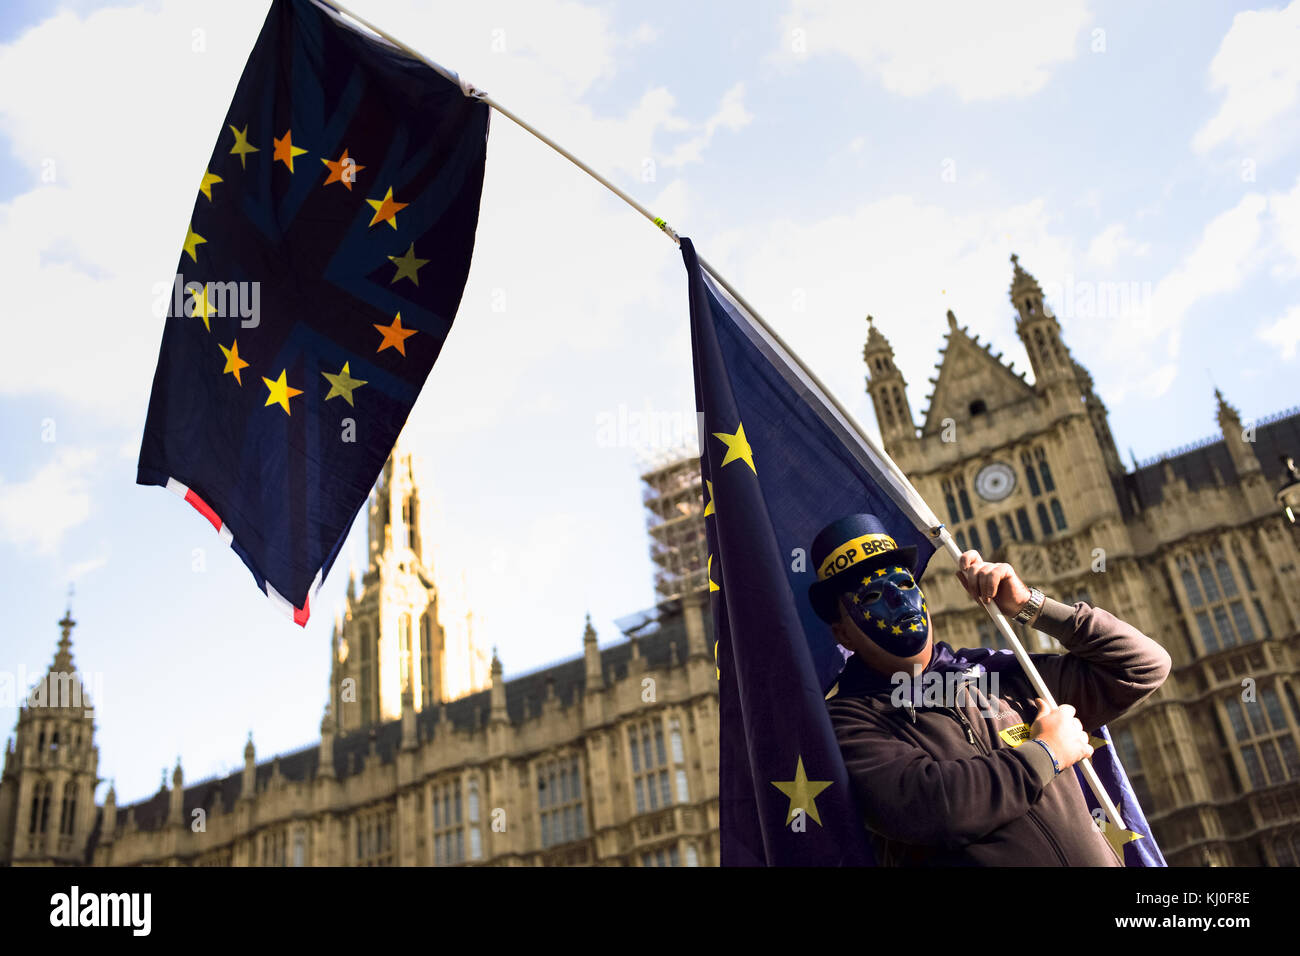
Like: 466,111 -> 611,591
811,518 -> 1172,865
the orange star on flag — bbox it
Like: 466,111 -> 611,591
374,312 -> 417,355
321,148 -> 365,190
366,186 -> 408,229
272,129 -> 307,172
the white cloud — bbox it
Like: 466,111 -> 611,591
1258,305 -> 1300,359
1270,173 -> 1300,277
1086,223 -> 1150,268
0,0 -> 731,424
1144,192 -> 1266,356
777,0 -> 1091,101
1193,0 -> 1300,156
0,447 -> 97,553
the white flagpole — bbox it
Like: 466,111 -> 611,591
322,0 -> 1125,834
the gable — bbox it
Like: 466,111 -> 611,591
921,328 -> 1035,435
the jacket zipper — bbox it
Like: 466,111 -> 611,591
950,703 -> 1070,865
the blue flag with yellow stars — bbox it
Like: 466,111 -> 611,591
682,238 -> 938,865
137,0 -> 488,623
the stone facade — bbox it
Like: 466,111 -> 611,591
864,254 -> 1300,866
1,443 -> 720,868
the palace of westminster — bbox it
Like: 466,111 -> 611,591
3,256 -> 1299,867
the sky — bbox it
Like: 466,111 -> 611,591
1,0 -> 1298,806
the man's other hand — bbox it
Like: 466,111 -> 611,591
1029,698 -> 1094,770
954,549 -> 1032,616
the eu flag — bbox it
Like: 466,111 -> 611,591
684,239 -> 1165,867
682,238 -> 938,865
137,0 -> 488,623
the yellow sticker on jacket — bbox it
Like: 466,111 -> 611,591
998,723 -> 1031,747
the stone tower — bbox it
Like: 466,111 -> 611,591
330,434 -> 491,733
863,314 -> 918,459
0,604 -> 100,865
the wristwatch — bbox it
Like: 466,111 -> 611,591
1013,586 -> 1045,625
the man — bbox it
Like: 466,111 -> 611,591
810,513 -> 1171,866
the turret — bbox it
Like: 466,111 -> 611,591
1011,254 -> 1075,394
583,613 -> 604,691
1216,388 -> 1262,478
242,733 -> 256,798
863,315 -> 918,455
489,649 -> 506,724
168,758 -> 183,825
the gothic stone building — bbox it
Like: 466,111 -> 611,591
0,447 -> 720,867
864,254 -> 1300,866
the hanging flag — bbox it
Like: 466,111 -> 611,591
137,0 -> 489,623
682,237 -> 937,865
682,237 -> 1164,867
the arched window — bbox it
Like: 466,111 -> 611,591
958,489 -> 972,521
1050,498 -> 1067,531
420,615 -> 435,708
1182,569 -> 1203,607
1037,502 -> 1053,537
968,525 -> 982,553
1038,454 -> 1056,493
1197,562 -> 1220,603
359,624 -> 374,725
1237,557 -> 1255,591
955,530 -> 966,551
985,519 -> 1002,551
1016,508 -> 1034,542
39,782 -> 50,834
941,481 -> 961,528
1214,557 -> 1238,598
1022,452 -> 1041,496
60,781 -> 77,835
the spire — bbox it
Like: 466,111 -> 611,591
1215,387 -> 1261,477
53,586 -> 76,673
862,314 -> 917,452
489,647 -> 506,724
583,612 -> 604,690
1010,253 -> 1074,392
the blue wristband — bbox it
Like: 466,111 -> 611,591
1031,738 -> 1061,775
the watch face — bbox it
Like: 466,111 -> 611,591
975,462 -> 1016,502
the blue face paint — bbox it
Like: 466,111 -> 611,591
840,565 -> 930,658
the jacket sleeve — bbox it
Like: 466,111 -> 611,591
829,699 -> 1060,848
1027,598 -> 1173,733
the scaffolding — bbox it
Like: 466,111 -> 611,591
640,454 -> 709,602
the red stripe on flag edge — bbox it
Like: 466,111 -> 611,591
166,476 -> 315,626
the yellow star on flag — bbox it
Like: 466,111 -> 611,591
272,129 -> 308,172
228,124 -> 259,169
712,422 -> 756,474
1098,819 -> 1143,857
182,223 -> 206,263
199,168 -> 222,201
187,284 -> 216,331
703,479 -> 715,517
874,619 -> 886,630
1089,734 -> 1109,751
388,242 -> 429,285
771,756 -> 833,826
218,340 -> 248,384
891,625 -> 902,635
366,186 -> 408,229
874,568 -> 888,578
322,361 -> 367,406
374,312 -> 417,355
262,369 -> 303,415
708,554 -> 720,592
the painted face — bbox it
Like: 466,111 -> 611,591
839,564 -> 930,658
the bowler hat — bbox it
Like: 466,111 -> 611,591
808,514 -> 918,624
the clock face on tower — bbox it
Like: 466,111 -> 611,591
974,462 -> 1016,502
